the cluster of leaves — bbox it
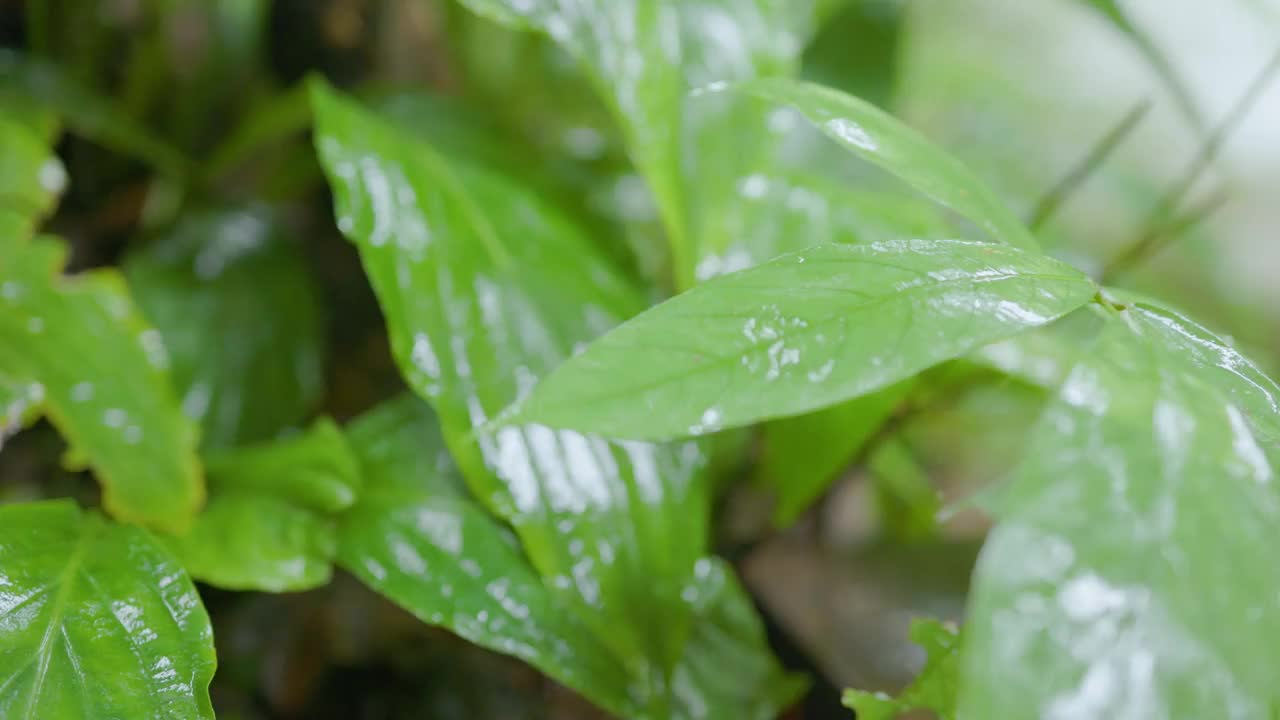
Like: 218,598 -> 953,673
3,1 -> 1280,719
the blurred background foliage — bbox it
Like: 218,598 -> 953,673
2,0 -> 1279,717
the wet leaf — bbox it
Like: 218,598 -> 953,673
455,0 -> 820,288
312,83 -> 712,698
844,618 -> 960,720
0,109 -> 64,240
0,239 -> 202,534
124,207 -> 326,449
758,381 -> 910,527
741,78 -> 1040,251
512,239 -> 1096,440
0,500 -> 216,719
165,419 -> 360,592
960,316 -> 1280,719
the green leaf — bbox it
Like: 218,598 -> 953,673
0,109 -> 64,239
512,239 -> 1096,440
0,239 -> 203,533
0,50 -> 187,177
758,381 -> 910,526
164,419 -> 360,592
339,397 -> 804,720
843,618 -> 960,720
1,372 -> 42,440
740,78 -> 1040,251
456,0 -> 820,289
312,83 -> 711,698
960,316 -> 1280,718
124,207 -> 326,449
0,500 -> 216,719
338,397 -> 638,717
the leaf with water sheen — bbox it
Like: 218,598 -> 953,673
844,618 -> 960,720
0,239 -> 202,533
312,83 -> 711,696
165,419 -> 360,592
960,316 -> 1280,719
124,207 -> 326,449
742,78 -> 1040,251
0,501 -> 216,719
512,239 -> 1096,440
456,0 -> 820,288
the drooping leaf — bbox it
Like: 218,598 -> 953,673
0,500 -> 216,719
758,381 -> 910,526
512,239 -> 1096,440
741,78 -> 1040,251
124,207 -> 326,449
843,618 -> 960,720
960,316 -> 1280,719
0,50 -> 187,176
312,83 -> 711,698
164,419 -> 359,592
338,397 -> 639,717
339,397 -> 804,719
0,239 -> 203,533
455,0 -> 821,288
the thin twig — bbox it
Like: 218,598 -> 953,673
1028,99 -> 1151,231
1103,45 -> 1280,282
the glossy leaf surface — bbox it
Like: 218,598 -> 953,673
742,78 -> 1040,251
0,239 -> 202,533
844,618 -> 960,720
124,207 -> 326,449
513,239 -> 1096,440
960,317 -> 1280,719
165,419 -> 359,591
0,501 -> 216,719
312,84 -> 710,691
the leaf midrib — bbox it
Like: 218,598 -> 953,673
23,519 -> 94,719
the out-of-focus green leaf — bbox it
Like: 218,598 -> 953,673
0,50 -> 186,176
339,397 -> 803,719
0,500 -> 216,719
312,83 -> 713,707
960,317 -> 1280,719
0,239 -> 202,534
512,240 -> 1096,440
455,0 -> 820,289
758,381 -> 910,527
803,0 -> 904,107
843,618 -> 960,720
0,110 -> 64,239
1,372 -> 43,440
338,397 -> 639,717
124,207 -> 325,449
868,438 -> 941,542
741,78 -> 1040,251
166,418 -> 359,592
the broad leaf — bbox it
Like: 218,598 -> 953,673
456,0 -> 820,288
0,501 -> 216,719
758,381 -> 910,526
165,419 -> 359,592
960,317 -> 1280,718
512,239 -> 1096,440
339,397 -> 803,719
124,207 -> 326,449
312,84 -> 710,695
0,109 -> 64,240
844,618 -> 960,720
741,78 -> 1040,251
1,372 -> 42,442
0,239 -> 202,533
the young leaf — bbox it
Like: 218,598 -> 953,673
124,207 -> 326,449
164,419 -> 360,592
741,78 -> 1041,251
758,381 -> 910,526
843,618 -> 960,720
960,317 -> 1280,718
0,500 -> 216,719
0,239 -> 203,533
312,83 -> 710,692
511,239 -> 1096,440
455,0 -> 820,288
